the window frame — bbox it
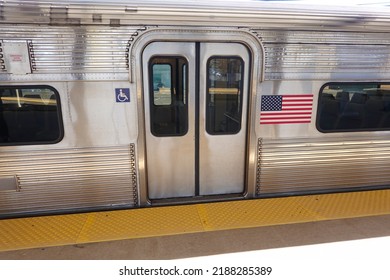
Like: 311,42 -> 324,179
0,85 -> 64,146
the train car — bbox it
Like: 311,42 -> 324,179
1,0 -> 390,218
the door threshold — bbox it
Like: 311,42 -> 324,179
150,193 -> 246,206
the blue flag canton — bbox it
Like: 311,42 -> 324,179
261,95 -> 283,111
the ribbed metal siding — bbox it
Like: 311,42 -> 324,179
4,26 -> 390,81
0,145 -> 137,216
1,0 -> 390,32
0,41 -> 5,73
1,2 -> 390,81
254,30 -> 390,80
257,30 -> 390,45
257,137 -> 390,195
1,25 -> 142,75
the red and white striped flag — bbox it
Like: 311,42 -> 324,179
260,94 -> 314,124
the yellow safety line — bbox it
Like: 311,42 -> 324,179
1,189 -> 390,252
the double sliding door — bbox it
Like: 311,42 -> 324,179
142,42 -> 250,199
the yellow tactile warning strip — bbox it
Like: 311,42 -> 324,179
1,189 -> 390,252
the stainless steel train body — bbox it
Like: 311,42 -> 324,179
1,0 -> 390,218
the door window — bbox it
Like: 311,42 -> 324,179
149,57 -> 188,136
206,57 -> 244,135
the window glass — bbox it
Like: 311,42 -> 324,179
206,57 -> 244,135
317,83 -> 390,132
0,86 -> 63,144
149,57 -> 188,136
152,64 -> 172,106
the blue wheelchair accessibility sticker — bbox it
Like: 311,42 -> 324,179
115,88 -> 130,103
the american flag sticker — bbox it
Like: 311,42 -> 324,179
260,94 -> 314,124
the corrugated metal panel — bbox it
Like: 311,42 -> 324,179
1,0 -> 390,31
256,30 -> 390,45
1,25 -> 143,75
254,30 -> 390,80
1,2 -> 390,80
257,137 -> 390,195
0,145 -> 137,216
0,41 -> 5,73
4,26 -> 389,81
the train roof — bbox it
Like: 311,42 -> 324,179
1,0 -> 390,31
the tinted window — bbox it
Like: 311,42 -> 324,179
0,86 -> 63,144
317,83 -> 390,132
149,57 -> 188,136
206,57 -> 244,135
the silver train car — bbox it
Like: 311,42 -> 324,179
1,0 -> 390,218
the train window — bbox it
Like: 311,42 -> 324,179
149,56 -> 188,136
317,83 -> 390,132
206,57 -> 244,135
0,86 -> 63,145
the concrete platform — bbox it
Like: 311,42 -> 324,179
1,214 -> 390,259
0,189 -> 390,259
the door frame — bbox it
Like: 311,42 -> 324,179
129,27 -> 264,205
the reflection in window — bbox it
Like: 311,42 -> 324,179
152,64 -> 172,106
0,86 -> 62,144
317,83 -> 390,132
206,57 -> 244,135
149,57 -> 188,136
